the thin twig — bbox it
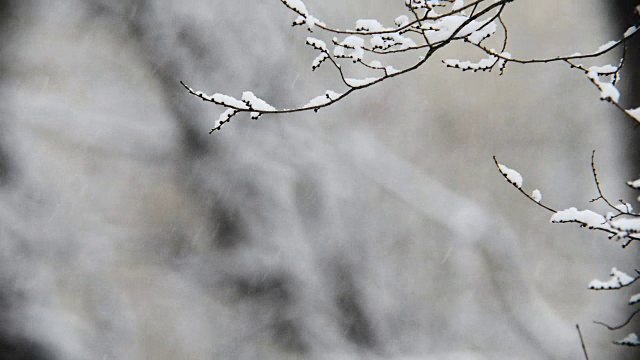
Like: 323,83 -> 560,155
590,150 -> 639,217
593,308 -> 640,330
576,324 -> 590,360
492,156 -> 557,213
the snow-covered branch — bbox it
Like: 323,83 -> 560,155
495,152 -> 640,348
182,0 -> 639,132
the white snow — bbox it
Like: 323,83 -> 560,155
424,16 -> 493,44
630,293 -> 640,305
282,0 -> 309,16
241,91 -> 276,111
390,33 -> 416,49
340,35 -> 365,48
306,37 -> 327,51
385,66 -> 399,75
370,35 -> 384,49
624,25 -> 638,38
613,203 -> 633,213
500,51 -> 512,60
311,52 -> 328,70
444,56 -> 497,71
497,163 -> 523,188
303,90 -> 342,108
587,68 -> 620,103
305,15 -> 325,31
467,22 -> 497,44
627,178 -> 640,189
345,77 -> 379,87
452,0 -> 465,11
550,207 -> 606,229
214,108 -> 237,130
355,19 -> 385,32
531,189 -> 541,202
625,107 -> 640,122
395,15 -> 409,27
609,217 -> 640,233
588,268 -> 636,289
597,82 -> 620,102
211,93 -> 248,109
336,36 -> 366,62
597,40 -> 617,53
589,64 -> 618,74
615,333 -> 640,346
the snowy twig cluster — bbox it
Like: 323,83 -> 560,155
181,0 -> 640,133
495,152 -> 640,347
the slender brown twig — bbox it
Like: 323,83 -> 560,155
576,324 -> 590,360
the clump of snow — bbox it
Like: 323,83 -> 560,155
625,107 -> 640,122
390,33 -> 416,49
369,32 -> 416,51
306,37 -> 327,51
385,66 -> 399,75
303,90 -> 341,108
589,64 -> 618,74
497,163 -> 523,188
467,21 -> 496,44
587,67 -> 620,103
597,40 -> 618,53
588,268 -> 636,290
624,25 -> 638,38
355,19 -> 385,32
182,83 -> 250,110
395,15 -> 409,27
210,93 -> 248,109
212,109 -> 238,132
345,77 -> 379,87
615,333 -> 640,347
444,56 -> 497,71
340,35 -> 365,48
609,217 -> 640,233
629,293 -> 640,305
531,189 -> 541,202
614,202 -> 633,213
241,91 -> 276,111
627,178 -> 640,189
550,207 -> 607,229
311,53 -> 328,70
292,13 -> 325,31
335,35 -> 365,62
597,82 -> 621,102
406,0 -> 433,9
282,0 -> 309,15
424,16 -> 493,44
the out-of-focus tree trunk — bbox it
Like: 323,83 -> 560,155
611,1 -> 640,178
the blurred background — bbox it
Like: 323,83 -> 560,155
0,0 -> 639,359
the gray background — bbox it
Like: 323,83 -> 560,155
0,1 -> 639,359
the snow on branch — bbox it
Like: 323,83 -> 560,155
181,1 -> 638,132
495,152 -> 640,249
615,333 -> 640,347
496,153 -> 640,349
588,268 -> 639,290
179,0 -> 629,131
